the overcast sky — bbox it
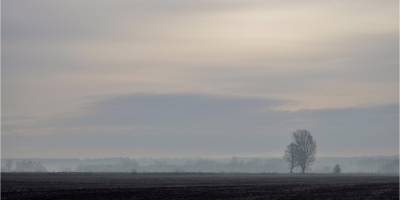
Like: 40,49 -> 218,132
2,0 -> 398,158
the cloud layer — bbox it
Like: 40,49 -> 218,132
2,0 -> 398,158
3,94 -> 398,158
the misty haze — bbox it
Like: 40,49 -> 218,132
1,0 -> 399,199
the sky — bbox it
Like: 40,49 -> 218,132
2,0 -> 398,158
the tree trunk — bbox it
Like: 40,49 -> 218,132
301,167 -> 305,174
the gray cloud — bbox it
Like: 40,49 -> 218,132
3,94 -> 397,158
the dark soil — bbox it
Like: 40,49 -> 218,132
2,173 -> 398,200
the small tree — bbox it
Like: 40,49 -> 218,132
292,129 -> 316,174
333,164 -> 341,174
284,143 -> 298,174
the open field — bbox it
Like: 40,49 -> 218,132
2,173 -> 398,200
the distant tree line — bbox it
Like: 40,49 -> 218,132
2,156 -> 398,174
1,160 -> 47,172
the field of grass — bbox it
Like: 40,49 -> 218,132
2,173 -> 398,200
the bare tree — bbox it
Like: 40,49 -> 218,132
284,143 -> 298,174
292,129 -> 316,174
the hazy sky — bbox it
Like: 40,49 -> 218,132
2,0 -> 398,158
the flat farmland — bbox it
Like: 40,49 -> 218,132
2,173 -> 398,200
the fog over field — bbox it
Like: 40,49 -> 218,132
2,156 -> 398,174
